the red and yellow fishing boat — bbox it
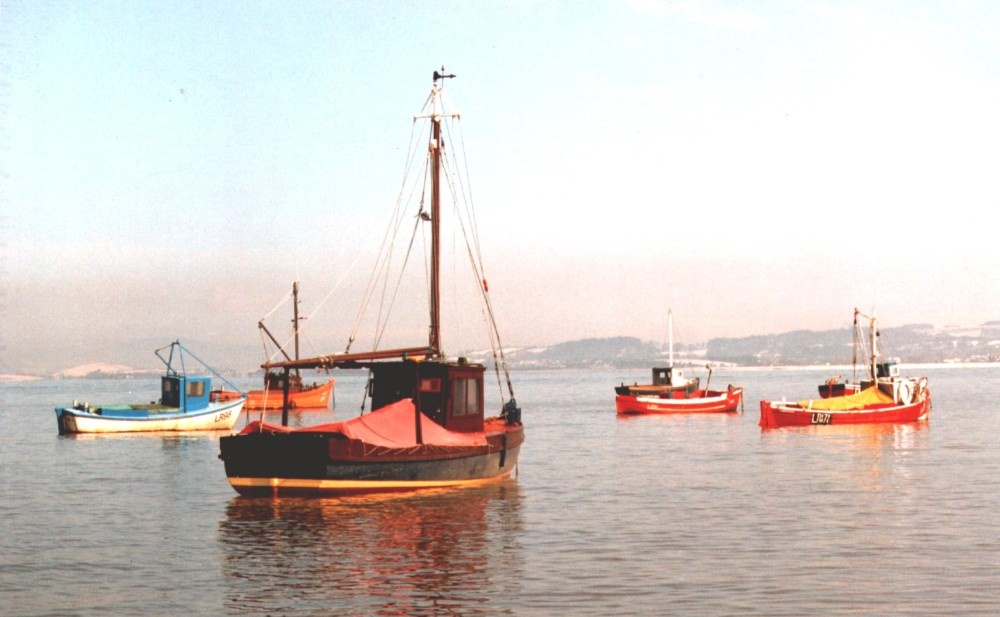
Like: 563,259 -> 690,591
760,383 -> 930,428
760,309 -> 931,429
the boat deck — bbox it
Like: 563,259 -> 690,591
82,404 -> 182,416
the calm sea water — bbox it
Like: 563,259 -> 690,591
2,366 -> 999,616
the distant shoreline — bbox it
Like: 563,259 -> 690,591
0,374 -> 45,382
5,361 -> 1000,382
711,362 -> 1000,372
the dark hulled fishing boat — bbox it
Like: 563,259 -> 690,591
219,69 -> 523,496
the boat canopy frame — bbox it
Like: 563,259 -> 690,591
154,340 -> 243,394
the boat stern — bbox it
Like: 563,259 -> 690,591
55,407 -> 79,434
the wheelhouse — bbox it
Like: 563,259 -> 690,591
652,367 -> 683,386
161,375 -> 211,410
651,366 -> 697,391
876,360 -> 900,379
368,358 -> 485,433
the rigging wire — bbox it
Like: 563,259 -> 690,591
373,201 -> 426,351
438,113 -> 515,402
256,288 -> 294,365
278,79 -> 515,409
347,115 -> 429,353
259,288 -> 293,322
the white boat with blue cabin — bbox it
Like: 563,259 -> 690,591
55,341 -> 246,434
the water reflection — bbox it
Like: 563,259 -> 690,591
760,420 -> 928,447
218,481 -> 524,616
616,410 -> 745,425
761,422 -> 930,490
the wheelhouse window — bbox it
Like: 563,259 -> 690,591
451,377 -> 480,417
187,380 -> 205,397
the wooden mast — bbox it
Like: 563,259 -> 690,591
428,68 -> 453,357
868,311 -> 879,385
292,280 -> 301,377
429,85 -> 442,357
668,309 -> 674,368
283,281 -> 301,426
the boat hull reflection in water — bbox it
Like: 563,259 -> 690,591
219,482 -> 524,616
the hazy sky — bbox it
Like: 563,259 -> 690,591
2,1 -> 999,373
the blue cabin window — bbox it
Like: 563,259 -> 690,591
187,380 -> 205,397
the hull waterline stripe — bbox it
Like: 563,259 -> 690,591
229,470 -> 516,492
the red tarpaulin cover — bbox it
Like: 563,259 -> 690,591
240,399 -> 487,448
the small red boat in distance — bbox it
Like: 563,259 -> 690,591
244,373 -> 334,410
231,281 -> 336,411
614,311 -> 743,415
214,373 -> 334,410
616,376 -> 743,415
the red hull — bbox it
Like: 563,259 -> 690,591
759,394 -> 931,428
616,387 -> 743,415
244,379 -> 334,410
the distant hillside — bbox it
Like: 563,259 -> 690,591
706,321 -> 1000,366
53,363 -> 163,379
30,338 -> 258,379
18,321 -> 1000,378
479,322 -> 1000,369
483,337 -> 709,369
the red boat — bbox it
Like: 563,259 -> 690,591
761,309 -> 931,429
614,311 -> 743,415
242,281 -> 336,411
616,383 -> 744,415
244,374 -> 334,410
760,384 -> 930,428
219,69 -> 524,497
214,373 -> 334,411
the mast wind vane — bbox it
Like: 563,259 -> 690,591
433,66 -> 456,84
